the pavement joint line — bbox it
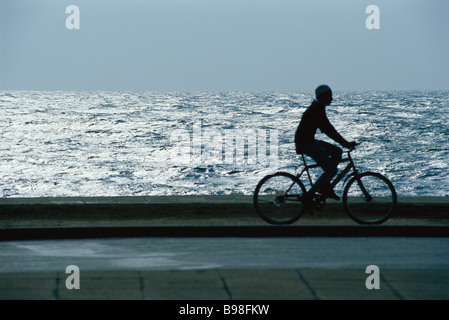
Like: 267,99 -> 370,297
218,270 -> 233,300
138,273 -> 147,300
295,269 -> 318,300
380,272 -> 404,300
53,274 -> 60,301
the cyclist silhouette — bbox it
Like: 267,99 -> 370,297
295,85 -> 356,207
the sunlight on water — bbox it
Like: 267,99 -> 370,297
0,90 -> 448,197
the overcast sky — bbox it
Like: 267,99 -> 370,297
1,0 -> 448,92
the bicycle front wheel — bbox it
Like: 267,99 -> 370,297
343,172 -> 397,225
254,172 -> 306,225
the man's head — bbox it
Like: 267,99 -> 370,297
315,85 -> 333,106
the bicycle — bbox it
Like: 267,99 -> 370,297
253,144 -> 397,225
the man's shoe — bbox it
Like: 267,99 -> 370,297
327,190 -> 340,201
320,186 -> 340,201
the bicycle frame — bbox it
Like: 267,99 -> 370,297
297,148 -> 360,193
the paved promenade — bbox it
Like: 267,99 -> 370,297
1,196 -> 448,300
1,269 -> 448,300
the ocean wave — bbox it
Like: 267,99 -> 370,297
0,90 -> 448,197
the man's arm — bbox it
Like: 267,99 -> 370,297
319,114 -> 353,148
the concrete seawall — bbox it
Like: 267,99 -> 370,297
1,196 -> 448,227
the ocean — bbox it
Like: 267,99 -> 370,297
0,90 -> 448,198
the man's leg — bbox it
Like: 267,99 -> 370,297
318,140 -> 343,167
299,140 -> 341,196
315,141 -> 342,199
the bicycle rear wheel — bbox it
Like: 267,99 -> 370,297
343,172 -> 397,225
253,172 -> 306,225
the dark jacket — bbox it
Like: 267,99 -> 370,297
295,100 -> 349,153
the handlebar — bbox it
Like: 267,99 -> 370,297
347,142 -> 359,153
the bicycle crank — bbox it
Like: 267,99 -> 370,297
314,196 -> 326,211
